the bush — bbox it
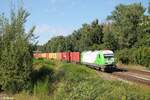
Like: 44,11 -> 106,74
0,8 -> 35,93
115,47 -> 150,68
135,47 -> 150,67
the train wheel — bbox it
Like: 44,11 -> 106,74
101,68 -> 105,72
98,67 -> 101,71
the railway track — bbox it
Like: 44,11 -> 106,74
110,67 -> 150,86
77,62 -> 150,86
85,63 -> 150,86
111,71 -> 150,86
126,69 -> 150,76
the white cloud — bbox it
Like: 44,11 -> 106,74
34,24 -> 73,44
34,24 -> 51,34
35,24 -> 72,35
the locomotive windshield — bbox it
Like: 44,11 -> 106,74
104,54 -> 114,58
104,54 -> 114,64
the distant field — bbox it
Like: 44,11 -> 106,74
15,59 -> 150,100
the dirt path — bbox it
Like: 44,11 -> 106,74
0,93 -> 14,100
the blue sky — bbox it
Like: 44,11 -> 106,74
0,0 -> 149,44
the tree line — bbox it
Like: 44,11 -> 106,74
39,3 -> 149,52
38,3 -> 150,68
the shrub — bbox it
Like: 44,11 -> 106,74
115,49 -> 130,64
115,47 -> 150,68
0,8 -> 35,93
135,47 -> 150,67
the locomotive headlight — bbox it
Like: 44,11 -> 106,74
111,58 -> 114,62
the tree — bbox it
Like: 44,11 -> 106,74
0,8 -> 35,93
102,22 -> 118,51
135,35 -> 150,47
44,36 -> 67,52
43,19 -> 104,52
103,32 -> 118,51
69,30 -> 81,51
73,19 -> 103,51
91,19 -> 103,44
107,3 -> 145,49
136,2 -> 150,47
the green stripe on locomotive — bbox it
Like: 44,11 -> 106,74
95,51 -> 105,65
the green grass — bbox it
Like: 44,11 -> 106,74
52,63 -> 150,100
15,59 -> 150,100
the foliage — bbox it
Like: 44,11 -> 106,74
54,63 -> 150,100
41,19 -> 104,52
115,47 -> 150,68
44,36 -> 66,52
115,49 -> 134,64
32,64 -> 54,99
107,3 -> 145,49
103,32 -> 118,51
0,8 -> 35,93
135,34 -> 150,47
15,59 -> 150,100
14,59 -> 55,100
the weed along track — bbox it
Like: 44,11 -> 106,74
127,69 -> 150,76
111,71 -> 150,86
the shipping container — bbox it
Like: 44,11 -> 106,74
33,53 -> 42,58
70,52 -> 80,62
51,53 -> 57,59
45,53 -> 49,59
33,53 -> 38,58
38,53 -> 42,58
57,53 -> 62,60
41,53 -> 46,58
48,53 -> 52,59
47,53 -> 62,60
61,52 -> 70,61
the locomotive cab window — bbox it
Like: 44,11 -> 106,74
104,54 -> 114,59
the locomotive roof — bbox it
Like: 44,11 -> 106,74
82,50 -> 114,55
100,50 -> 114,55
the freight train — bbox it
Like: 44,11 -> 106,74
33,50 -> 115,70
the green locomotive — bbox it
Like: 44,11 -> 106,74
81,50 -> 115,70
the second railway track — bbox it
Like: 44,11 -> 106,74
126,69 -> 150,76
79,62 -> 150,86
111,71 -> 150,86
92,65 -> 150,86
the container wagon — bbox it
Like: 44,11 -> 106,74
33,50 -> 115,70
61,52 -> 70,61
70,52 -> 80,63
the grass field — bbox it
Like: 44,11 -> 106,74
15,59 -> 150,100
